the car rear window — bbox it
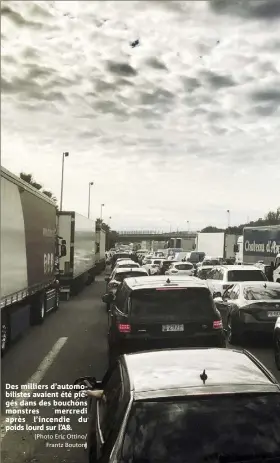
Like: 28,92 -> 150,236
121,394 -> 280,462
227,270 -> 267,282
115,271 -> 147,282
244,286 -> 280,301
119,263 -> 138,268
153,260 -> 161,265
130,287 -> 214,320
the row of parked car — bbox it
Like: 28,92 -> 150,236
74,250 -> 280,462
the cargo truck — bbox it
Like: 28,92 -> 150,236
1,167 -> 66,356
57,211 -> 96,300
242,225 -> 280,283
195,232 -> 238,261
95,225 -> 106,274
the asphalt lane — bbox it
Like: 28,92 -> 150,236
1,271 -> 279,462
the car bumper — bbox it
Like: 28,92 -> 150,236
116,332 -> 226,351
235,320 -> 276,335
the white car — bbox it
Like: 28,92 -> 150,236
143,258 -> 164,275
165,262 -> 195,276
206,265 -> 268,297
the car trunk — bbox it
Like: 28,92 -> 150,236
128,287 -> 218,337
243,300 -> 280,321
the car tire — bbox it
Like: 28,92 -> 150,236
227,316 -> 240,345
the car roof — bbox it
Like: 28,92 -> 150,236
114,267 -> 147,274
123,275 -> 206,290
116,259 -> 137,264
123,348 -> 279,400
198,265 -> 215,269
236,281 -> 280,289
218,265 -> 261,271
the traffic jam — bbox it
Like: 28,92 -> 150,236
74,226 -> 280,463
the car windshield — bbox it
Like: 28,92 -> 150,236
130,287 -> 214,321
115,271 -> 147,282
121,394 -> 280,463
227,270 -> 267,282
244,286 -> 280,301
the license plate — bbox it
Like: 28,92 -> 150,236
162,324 -> 184,332
267,311 -> 280,318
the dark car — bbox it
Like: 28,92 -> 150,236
196,265 -> 215,280
74,347 -> 280,463
103,276 -> 226,359
274,316 -> 280,370
158,259 -> 176,275
111,253 -> 131,270
213,281 -> 280,344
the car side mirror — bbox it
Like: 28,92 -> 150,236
73,376 -> 99,389
102,293 -> 114,303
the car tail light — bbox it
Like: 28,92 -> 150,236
213,320 -> 223,329
108,282 -> 118,289
118,323 -> 131,333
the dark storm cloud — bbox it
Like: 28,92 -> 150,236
106,60 -> 137,77
145,57 -> 168,71
1,3 -> 42,28
209,0 -> 280,21
254,104 -> 279,116
251,88 -> 280,103
140,88 -> 174,106
182,77 -> 201,93
201,70 -> 236,89
1,75 -> 66,102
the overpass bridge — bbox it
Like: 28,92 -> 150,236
115,230 -> 197,242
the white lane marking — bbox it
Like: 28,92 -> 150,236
1,336 -> 68,440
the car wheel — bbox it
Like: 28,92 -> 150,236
227,316 -> 240,345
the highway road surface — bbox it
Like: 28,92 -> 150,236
1,270 -> 279,463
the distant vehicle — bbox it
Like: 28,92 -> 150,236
165,261 -> 194,276
185,251 -> 205,264
158,259 -> 177,275
196,232 -> 238,261
242,225 -> 280,283
104,267 -> 148,310
234,235 -> 243,264
111,253 -> 131,270
214,281 -> 280,344
196,265 -> 215,280
143,258 -> 164,275
113,260 -> 140,271
74,347 -> 280,462
206,265 -> 267,297
273,317 -> 280,370
103,276 -> 226,360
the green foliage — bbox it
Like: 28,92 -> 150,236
201,207 -> 280,234
20,172 -> 56,203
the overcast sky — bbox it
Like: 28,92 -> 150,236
1,0 -> 280,231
